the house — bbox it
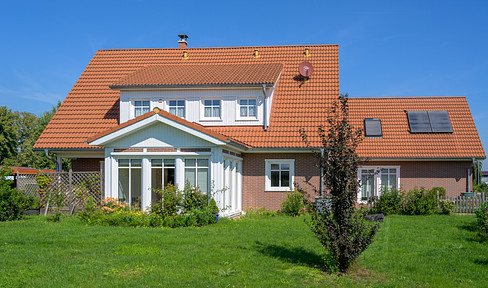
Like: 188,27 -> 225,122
33,36 -> 486,215
482,171 -> 488,184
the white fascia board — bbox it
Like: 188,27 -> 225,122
89,114 -> 226,146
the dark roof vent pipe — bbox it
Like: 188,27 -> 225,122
178,34 -> 189,48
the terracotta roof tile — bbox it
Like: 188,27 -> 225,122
33,44 -> 485,159
34,45 -> 339,150
111,63 -> 283,87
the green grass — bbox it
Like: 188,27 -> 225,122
0,214 -> 486,287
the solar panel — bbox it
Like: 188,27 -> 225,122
407,111 -> 432,133
428,111 -> 453,133
364,118 -> 382,137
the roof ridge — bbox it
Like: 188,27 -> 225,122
97,44 -> 338,52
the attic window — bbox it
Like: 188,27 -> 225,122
364,118 -> 382,137
407,111 -> 453,133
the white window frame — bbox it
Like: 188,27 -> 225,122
132,99 -> 151,118
167,99 -> 186,119
265,159 -> 295,192
236,97 -> 258,121
200,98 -> 222,121
117,158 -> 143,207
184,158 -> 210,194
357,166 -> 400,202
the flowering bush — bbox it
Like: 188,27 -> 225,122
79,184 -> 218,228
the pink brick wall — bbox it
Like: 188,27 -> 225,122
242,153 -> 321,210
364,160 -> 472,197
242,153 -> 473,210
72,158 -> 103,172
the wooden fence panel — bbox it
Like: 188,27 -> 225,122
438,195 -> 487,213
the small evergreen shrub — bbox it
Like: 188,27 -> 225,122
280,189 -> 306,217
209,198 -> 219,214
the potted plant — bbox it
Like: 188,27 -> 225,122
209,198 -> 220,222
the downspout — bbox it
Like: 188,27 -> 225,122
262,84 -> 268,131
320,148 -> 324,197
44,149 -> 60,172
471,157 -> 475,192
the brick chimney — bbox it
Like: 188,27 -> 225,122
178,34 -> 189,48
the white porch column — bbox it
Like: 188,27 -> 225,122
175,156 -> 185,190
237,161 -> 242,212
104,148 -> 114,198
224,158 -> 231,212
231,160 -> 237,213
112,155 -> 118,200
142,157 -> 151,211
210,148 -> 224,210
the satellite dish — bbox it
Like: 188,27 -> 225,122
298,61 -> 314,77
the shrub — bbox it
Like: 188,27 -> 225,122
80,183 -> 221,229
0,167 -> 35,221
280,189 -> 306,216
209,198 -> 219,214
402,187 -> 439,215
475,203 -> 488,237
371,187 -> 402,215
181,182 -> 209,212
429,187 -> 446,197
438,199 -> 455,215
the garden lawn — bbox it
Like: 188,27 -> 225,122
0,214 -> 486,287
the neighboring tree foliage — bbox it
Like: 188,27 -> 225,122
0,102 -> 71,170
0,106 -> 17,163
300,94 -> 378,272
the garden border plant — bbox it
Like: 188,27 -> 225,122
79,182 -> 222,228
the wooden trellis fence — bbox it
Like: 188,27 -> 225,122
16,170 -> 103,213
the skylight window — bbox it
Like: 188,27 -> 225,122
364,118 -> 382,137
407,111 -> 453,133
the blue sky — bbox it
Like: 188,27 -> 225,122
1,0 -> 487,164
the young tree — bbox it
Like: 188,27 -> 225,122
300,94 -> 378,272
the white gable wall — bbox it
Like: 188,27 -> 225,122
104,122 -> 213,148
119,88 -> 269,126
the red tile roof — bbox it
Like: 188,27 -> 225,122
111,63 -> 283,88
34,45 -> 339,150
349,97 -> 485,158
34,44 -> 485,159
86,108 -> 230,144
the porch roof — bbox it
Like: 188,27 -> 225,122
87,108 -> 249,148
